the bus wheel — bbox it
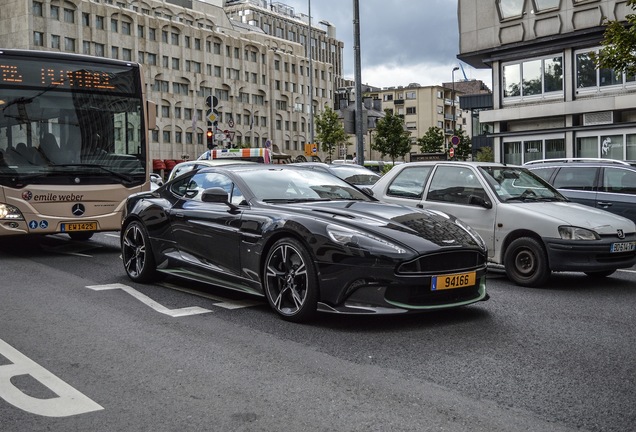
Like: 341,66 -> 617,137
121,221 -> 157,283
68,232 -> 94,241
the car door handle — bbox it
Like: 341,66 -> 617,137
174,212 -> 185,218
597,202 -> 613,207
416,204 -> 424,209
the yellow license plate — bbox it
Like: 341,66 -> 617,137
61,222 -> 97,232
432,271 -> 476,291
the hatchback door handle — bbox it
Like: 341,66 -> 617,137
597,202 -> 613,207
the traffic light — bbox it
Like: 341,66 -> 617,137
206,128 -> 213,149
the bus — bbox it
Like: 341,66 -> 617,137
0,49 -> 155,240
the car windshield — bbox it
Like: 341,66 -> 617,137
479,166 -> 567,202
239,167 -> 371,202
329,165 -> 380,186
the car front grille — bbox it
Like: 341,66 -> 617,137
397,250 -> 486,275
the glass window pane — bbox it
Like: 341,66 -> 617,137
534,0 -> 560,11
503,64 -> 521,97
544,57 -> 563,93
522,60 -> 542,96
576,52 -> 597,88
503,141 -> 522,165
627,134 -> 636,160
545,138 -> 565,159
498,0 -> 525,19
577,136 -> 598,158
553,167 -> 598,190
524,140 -> 543,162
601,135 -> 623,160
599,68 -> 622,87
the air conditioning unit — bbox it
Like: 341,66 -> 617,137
583,111 -> 613,126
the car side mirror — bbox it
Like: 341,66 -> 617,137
201,187 -> 239,211
360,187 -> 374,196
468,194 -> 493,209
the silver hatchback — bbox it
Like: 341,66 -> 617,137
371,161 -> 636,287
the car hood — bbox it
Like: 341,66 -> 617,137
506,201 -> 635,234
279,200 -> 486,250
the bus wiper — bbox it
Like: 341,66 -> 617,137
52,164 -> 134,183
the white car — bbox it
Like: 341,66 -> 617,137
371,161 -> 636,287
166,159 -> 255,182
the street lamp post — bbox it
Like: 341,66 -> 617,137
451,66 -> 459,141
308,0 -> 315,145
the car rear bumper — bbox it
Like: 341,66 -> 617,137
544,235 -> 636,272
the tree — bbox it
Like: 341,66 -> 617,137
417,126 -> 444,153
314,105 -> 348,162
453,128 -> 472,160
372,110 -> 412,163
593,0 -> 636,75
476,146 -> 494,162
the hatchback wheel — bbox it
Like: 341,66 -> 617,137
121,221 -> 158,283
263,238 -> 318,322
504,237 -> 550,287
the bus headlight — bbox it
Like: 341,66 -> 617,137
0,204 -> 25,220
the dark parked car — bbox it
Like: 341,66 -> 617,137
121,164 -> 489,322
525,158 -> 636,224
289,162 -> 381,188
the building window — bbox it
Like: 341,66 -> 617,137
406,107 -> 417,115
111,46 -> 119,59
533,0 -> 560,12
122,48 -> 132,61
96,15 -> 104,29
33,32 -> 44,47
111,19 -> 118,32
214,42 -> 221,54
51,35 -> 60,49
64,8 -> 74,23
147,53 -> 156,65
33,1 -> 43,16
576,132 -> 636,160
163,131 -> 171,143
575,48 -> 635,94
50,5 -> 59,20
64,37 -> 76,52
406,91 -> 416,100
171,32 -> 179,45
496,0 -> 525,20
122,22 -> 131,35
149,28 -> 156,40
502,55 -> 563,102
503,137 -> 565,164
83,41 -> 91,54
95,43 -> 104,57
137,25 -> 144,37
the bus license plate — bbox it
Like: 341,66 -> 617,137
610,241 -> 636,253
432,271 -> 476,291
61,222 -> 97,232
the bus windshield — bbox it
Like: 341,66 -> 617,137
0,55 -> 146,187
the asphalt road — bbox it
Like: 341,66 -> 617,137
1,233 -> 634,432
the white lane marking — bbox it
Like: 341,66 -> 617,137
85,283 -> 212,317
158,282 -> 263,310
0,338 -> 103,417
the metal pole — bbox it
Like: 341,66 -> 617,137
353,0 -> 364,165
452,66 -> 459,139
308,0 -> 315,144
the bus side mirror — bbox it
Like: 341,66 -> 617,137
146,100 -> 157,130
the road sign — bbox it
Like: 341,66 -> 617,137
451,135 -> 460,146
207,109 -> 218,124
206,96 -> 219,108
449,147 -> 455,158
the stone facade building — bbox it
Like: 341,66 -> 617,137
0,0 -> 338,162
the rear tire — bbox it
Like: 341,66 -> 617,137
584,270 -> 616,278
504,237 -> 550,287
263,237 -> 318,323
121,220 -> 158,283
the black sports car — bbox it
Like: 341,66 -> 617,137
121,164 -> 489,322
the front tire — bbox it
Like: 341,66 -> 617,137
121,220 -> 158,283
263,237 -> 318,322
504,237 -> 550,287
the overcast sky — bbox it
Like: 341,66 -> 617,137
280,0 -> 492,88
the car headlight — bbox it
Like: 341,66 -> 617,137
454,217 -> 487,251
326,224 -> 408,254
0,204 -> 25,220
558,226 -> 600,240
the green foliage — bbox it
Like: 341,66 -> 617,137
417,127 -> 444,153
593,0 -> 636,75
476,146 -> 494,162
453,128 -> 472,161
314,105 -> 348,161
372,110 -> 412,163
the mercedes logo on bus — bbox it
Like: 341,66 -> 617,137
72,203 -> 86,216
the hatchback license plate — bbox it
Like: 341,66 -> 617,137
610,241 -> 636,253
432,271 -> 476,291
61,222 -> 97,232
